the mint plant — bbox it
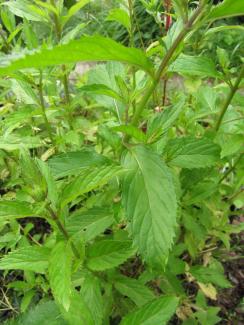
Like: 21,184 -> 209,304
0,0 -> 243,324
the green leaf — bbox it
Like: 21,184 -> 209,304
62,0 -> 91,26
190,265 -> 231,288
36,159 -> 59,209
48,149 -> 109,179
147,98 -> 185,141
60,165 -> 122,207
169,54 -> 220,78
61,290 -> 94,325
66,207 -> 114,241
4,301 -> 67,325
114,275 -> 155,307
208,0 -> 244,20
86,240 -> 135,271
2,0 -> 48,22
122,146 -> 177,266
112,125 -> 147,142
165,137 -> 221,168
106,8 -> 130,32
0,246 -> 49,273
0,200 -> 34,219
0,36 -> 154,76
79,84 -> 122,101
49,241 -> 72,311
120,295 -> 179,325
0,135 -> 42,150
80,273 -> 104,325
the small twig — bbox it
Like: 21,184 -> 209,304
219,154 -> 243,184
215,64 -> 244,131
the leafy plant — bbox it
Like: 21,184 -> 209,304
0,0 -> 243,324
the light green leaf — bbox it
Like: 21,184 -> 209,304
5,301 -> 66,325
208,0 -> 244,20
165,137 -> 221,168
79,84 -> 122,101
36,159 -> 59,209
169,54 -> 220,78
120,295 -> 179,325
86,240 -> 135,271
2,0 -> 48,22
0,200 -> 35,219
114,275 -> 155,307
190,265 -> 231,288
147,98 -> 185,141
0,135 -> 42,150
106,8 -> 130,32
0,246 -> 49,273
60,165 -> 122,207
49,241 -> 72,311
61,290 -> 94,325
62,0 -> 91,26
66,207 -> 114,241
0,36 -> 154,77
48,149 -> 109,179
122,146 -> 177,266
112,125 -> 147,142
80,273 -> 104,325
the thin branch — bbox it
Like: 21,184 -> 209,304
215,64 -> 244,131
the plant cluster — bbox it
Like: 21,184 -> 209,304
0,0 -> 243,324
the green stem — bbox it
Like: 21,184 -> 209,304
39,71 -> 55,144
47,207 -> 80,259
131,4 -> 205,126
128,0 -> 136,116
50,0 -> 73,129
219,154 -> 243,184
215,64 -> 244,132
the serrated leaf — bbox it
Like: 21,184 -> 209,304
62,0 -> 91,26
147,98 -> 185,141
2,0 -> 48,22
106,8 -> 130,31
60,165 -> 122,207
122,146 -> 177,266
61,290 -> 94,325
49,241 -> 72,311
208,0 -> 244,20
169,54 -> 220,78
0,246 -> 49,273
80,272 -> 104,325
0,135 -> 42,150
86,240 -> 135,271
0,200 -> 34,219
165,137 -> 220,168
79,84 -> 122,101
0,36 -> 154,77
112,125 -> 147,142
66,207 -> 114,241
114,275 -> 155,307
120,295 -> 179,325
48,149 -> 109,179
4,301 -> 67,325
190,265 -> 231,288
